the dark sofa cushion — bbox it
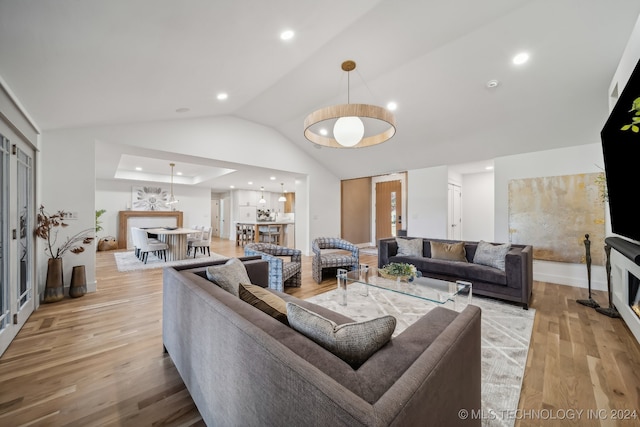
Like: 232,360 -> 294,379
390,255 -> 507,285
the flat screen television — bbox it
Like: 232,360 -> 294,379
601,57 -> 640,243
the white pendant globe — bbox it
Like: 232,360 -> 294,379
333,116 -> 364,147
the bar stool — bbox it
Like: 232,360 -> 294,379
259,225 -> 280,245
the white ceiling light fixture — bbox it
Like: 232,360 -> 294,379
513,52 -> 530,65
217,93 -> 228,101
304,60 -> 396,148
259,186 -> 266,204
168,163 -> 179,205
278,183 -> 287,202
386,101 -> 398,111
280,30 -> 295,41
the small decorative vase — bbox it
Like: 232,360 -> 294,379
69,265 -> 87,298
43,258 -> 64,303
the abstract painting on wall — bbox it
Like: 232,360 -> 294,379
132,186 -> 170,211
508,173 -> 606,265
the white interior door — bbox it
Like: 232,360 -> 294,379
0,133 -> 35,357
448,183 -> 462,240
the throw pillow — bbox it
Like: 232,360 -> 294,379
430,241 -> 468,262
396,237 -> 422,257
473,240 -> 511,271
239,283 -> 288,325
205,258 -> 251,297
286,302 -> 396,368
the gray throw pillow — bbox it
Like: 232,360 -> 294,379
396,237 -> 422,257
205,258 -> 251,297
473,240 -> 511,271
286,302 -> 396,367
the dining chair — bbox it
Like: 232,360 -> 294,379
188,226 -> 212,258
136,228 -> 169,264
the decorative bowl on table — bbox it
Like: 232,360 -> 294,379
379,263 -> 418,282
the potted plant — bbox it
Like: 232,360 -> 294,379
35,205 -> 95,302
379,262 -> 419,282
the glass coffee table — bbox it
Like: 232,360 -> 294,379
337,265 -> 472,309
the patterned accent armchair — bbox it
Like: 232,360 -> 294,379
244,243 -> 302,292
312,237 -> 359,283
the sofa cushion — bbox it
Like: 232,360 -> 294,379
473,240 -> 511,271
239,283 -> 289,325
396,237 -> 423,257
390,255 -> 508,285
286,302 -> 396,368
205,257 -> 251,296
430,241 -> 468,262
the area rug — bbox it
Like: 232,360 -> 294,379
359,246 -> 378,256
113,250 -> 227,272
306,287 -> 535,427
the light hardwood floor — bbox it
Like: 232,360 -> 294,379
0,237 -> 639,426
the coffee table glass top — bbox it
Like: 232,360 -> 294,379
339,266 -> 472,306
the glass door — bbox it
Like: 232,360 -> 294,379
0,133 -> 35,357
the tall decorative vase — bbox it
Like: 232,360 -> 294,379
43,258 -> 64,303
69,265 -> 87,298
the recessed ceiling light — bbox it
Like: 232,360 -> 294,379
248,181 -> 253,185
319,128 -> 328,136
230,185 -> 235,189
217,93 -> 228,101
175,107 -> 190,113
486,166 -> 494,170
513,52 -> 529,65
387,101 -> 398,111
270,176 -> 276,180
486,79 -> 499,89
177,172 -> 183,176
135,167 -> 142,171
280,30 -> 294,41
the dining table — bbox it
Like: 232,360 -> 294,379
143,227 -> 202,261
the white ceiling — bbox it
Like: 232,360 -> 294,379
2,0 -> 640,193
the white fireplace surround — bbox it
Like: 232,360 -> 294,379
609,246 -> 640,344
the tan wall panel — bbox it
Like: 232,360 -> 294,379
341,177 -> 371,244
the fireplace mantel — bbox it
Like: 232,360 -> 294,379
118,210 -> 183,249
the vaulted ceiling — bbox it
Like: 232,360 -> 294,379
2,0 -> 640,192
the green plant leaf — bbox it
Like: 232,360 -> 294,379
622,125 -> 631,130
633,125 -> 639,133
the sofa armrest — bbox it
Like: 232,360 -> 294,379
505,245 -> 533,308
378,238 -> 398,268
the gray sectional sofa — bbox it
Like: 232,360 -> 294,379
163,257 -> 482,426
379,237 -> 533,309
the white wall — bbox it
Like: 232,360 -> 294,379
494,143 -> 607,290
609,14 -> 640,113
95,179 -> 212,239
406,166 -> 449,238
461,171 -> 495,242
40,135 -> 97,292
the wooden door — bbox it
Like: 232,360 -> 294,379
375,180 -> 402,242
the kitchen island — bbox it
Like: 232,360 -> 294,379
235,221 -> 294,247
